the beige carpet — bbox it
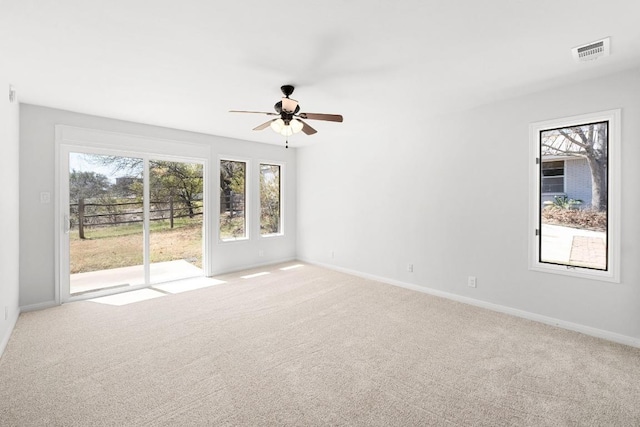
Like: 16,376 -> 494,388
1,262 -> 639,426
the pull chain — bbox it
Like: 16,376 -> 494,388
285,139 -> 289,149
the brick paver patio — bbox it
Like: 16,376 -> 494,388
569,236 -> 606,270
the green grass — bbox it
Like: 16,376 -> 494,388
70,218 -> 203,274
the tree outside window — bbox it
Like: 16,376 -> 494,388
260,164 -> 281,236
219,160 -> 247,240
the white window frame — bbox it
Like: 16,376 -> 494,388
218,155 -> 250,243
258,161 -> 285,238
528,109 -> 621,282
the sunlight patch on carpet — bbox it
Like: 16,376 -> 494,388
89,288 -> 166,306
153,277 -> 226,294
241,271 -> 270,279
280,264 -> 304,271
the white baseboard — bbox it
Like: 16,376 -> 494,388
0,307 -> 20,359
20,300 -> 58,313
300,258 -> 640,349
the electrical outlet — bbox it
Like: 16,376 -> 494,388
40,192 -> 51,204
258,250 -> 264,257
330,250 -> 334,259
407,263 -> 413,272
468,276 -> 477,288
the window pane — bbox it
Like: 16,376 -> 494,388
539,121 -> 608,270
219,160 -> 246,240
542,177 -> 564,193
542,168 -> 564,177
542,160 -> 564,169
149,160 -> 203,283
69,153 -> 144,295
260,164 -> 281,236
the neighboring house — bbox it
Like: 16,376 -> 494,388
541,156 -> 594,208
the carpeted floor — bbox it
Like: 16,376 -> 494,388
1,262 -> 639,426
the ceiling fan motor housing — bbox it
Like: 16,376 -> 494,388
281,85 -> 295,97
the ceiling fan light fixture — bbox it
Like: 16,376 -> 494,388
280,125 -> 294,137
270,118 -> 302,137
290,119 -> 303,134
270,118 -> 285,132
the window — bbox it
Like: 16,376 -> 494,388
529,110 -> 620,282
219,159 -> 247,240
541,160 -> 564,193
260,163 -> 282,236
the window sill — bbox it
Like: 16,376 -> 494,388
260,233 -> 285,239
219,237 -> 249,244
529,262 -> 619,283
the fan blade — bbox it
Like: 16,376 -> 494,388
298,112 -> 343,122
253,119 -> 276,131
229,110 -> 278,116
298,119 -> 317,135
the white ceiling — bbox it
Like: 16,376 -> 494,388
2,0 -> 640,147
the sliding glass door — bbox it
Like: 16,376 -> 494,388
61,147 -> 205,301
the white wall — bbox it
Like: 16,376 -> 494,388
297,67 -> 640,342
0,81 -> 20,356
20,104 -> 296,308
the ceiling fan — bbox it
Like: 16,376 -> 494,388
230,85 -> 343,148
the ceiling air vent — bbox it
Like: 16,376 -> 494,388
572,37 -> 610,62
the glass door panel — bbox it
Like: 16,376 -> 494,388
69,153 -> 144,296
149,160 -> 204,284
